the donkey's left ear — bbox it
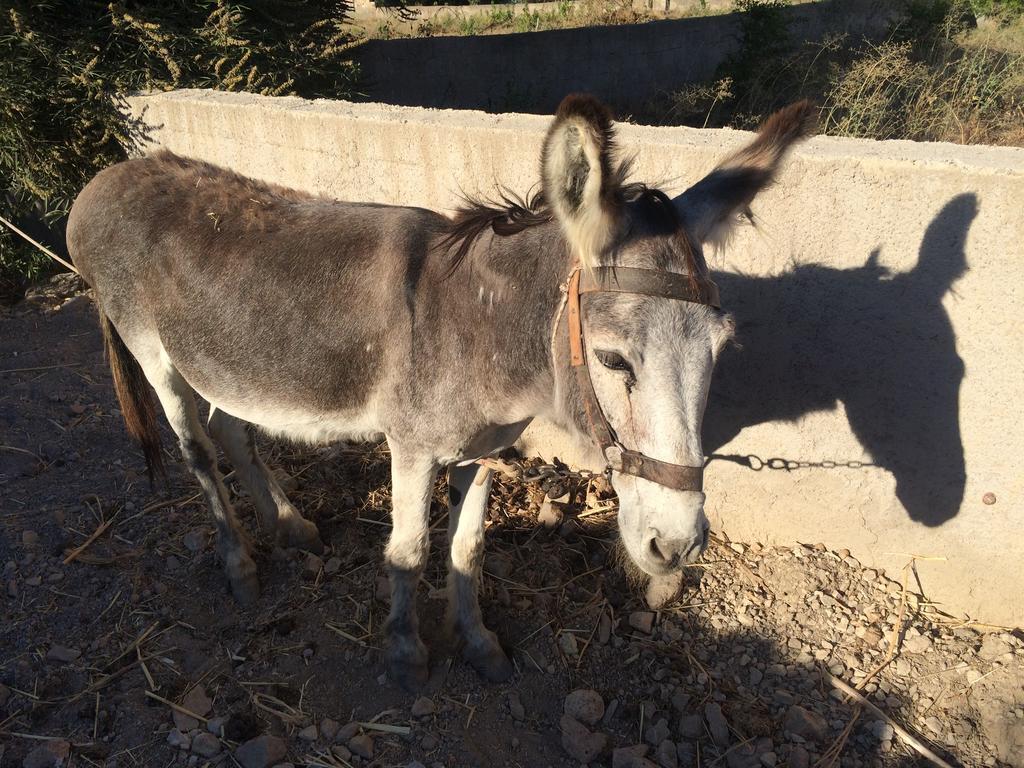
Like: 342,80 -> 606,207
542,94 -> 625,268
674,100 -> 816,250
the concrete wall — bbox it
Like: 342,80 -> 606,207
122,90 -> 1024,627
353,0 -> 735,23
352,0 -> 894,114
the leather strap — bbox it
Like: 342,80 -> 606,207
579,266 -> 721,309
566,265 -> 714,493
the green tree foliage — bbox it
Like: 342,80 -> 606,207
0,1 -> 357,299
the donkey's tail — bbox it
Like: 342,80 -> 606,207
98,311 -> 165,483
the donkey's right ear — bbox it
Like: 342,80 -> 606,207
542,94 -> 625,268
673,100 -> 816,251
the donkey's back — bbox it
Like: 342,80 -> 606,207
69,151 -> 446,439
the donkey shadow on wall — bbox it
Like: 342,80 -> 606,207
704,193 -> 977,527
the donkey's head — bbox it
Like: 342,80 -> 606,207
542,95 -> 814,578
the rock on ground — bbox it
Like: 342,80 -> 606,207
173,684 -> 212,732
705,703 -> 730,748
191,732 -> 221,757
561,713 -> 608,762
235,735 -> 288,768
783,705 -> 828,743
348,733 -> 374,760
564,689 -> 605,726
22,740 -> 70,768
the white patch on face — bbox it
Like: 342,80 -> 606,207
585,301 -> 730,577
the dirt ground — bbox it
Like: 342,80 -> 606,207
2,283 -> 1023,768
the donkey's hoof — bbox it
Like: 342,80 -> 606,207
279,516 -> 324,555
386,642 -> 429,692
463,632 -> 514,682
226,553 -> 260,606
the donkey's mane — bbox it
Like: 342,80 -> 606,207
439,181 -> 687,276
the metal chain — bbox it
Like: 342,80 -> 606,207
709,454 -> 874,472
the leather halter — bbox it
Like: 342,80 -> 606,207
565,265 -> 721,492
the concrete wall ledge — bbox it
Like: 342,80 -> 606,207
124,89 -> 1024,627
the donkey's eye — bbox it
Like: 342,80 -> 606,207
595,350 -> 634,376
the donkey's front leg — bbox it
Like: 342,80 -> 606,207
384,445 -> 439,691
447,463 -> 514,681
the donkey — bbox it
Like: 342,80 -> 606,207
67,94 -> 812,688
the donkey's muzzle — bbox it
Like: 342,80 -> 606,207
648,523 -> 709,570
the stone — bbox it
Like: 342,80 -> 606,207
336,722 -> 360,743
303,553 -> 323,578
324,556 -> 342,575
670,690 -> 690,713
749,668 -> 763,686
508,692 -> 525,721
564,689 -> 605,726
183,528 -> 207,553
725,740 -> 758,768
860,626 -> 884,651
167,729 -> 191,751
656,738 -> 678,768
22,740 -> 70,768
869,720 -> 895,741
21,530 -> 39,548
789,745 -> 810,768
298,724 -> 318,741
979,633 -> 1014,661
192,732 -> 221,757
678,713 -> 703,740
598,611 -> 612,644
319,718 -> 339,742
411,696 -> 435,717
173,685 -> 212,732
420,733 -> 439,751
558,631 -> 579,656
348,734 -> 374,759
759,753 -> 777,767
332,745 -> 352,761
235,735 -> 287,768
704,702 -> 730,747
613,743 -> 657,768
903,633 -> 932,654
629,611 -> 655,634
207,716 -> 227,735
783,705 -> 828,743
560,713 -> 608,763
644,718 -> 670,746
45,645 -> 81,664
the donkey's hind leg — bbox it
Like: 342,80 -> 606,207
149,366 -> 259,604
447,463 -> 513,681
207,408 -> 324,553
383,443 -> 439,691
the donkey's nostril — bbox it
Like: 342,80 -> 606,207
649,537 -> 681,569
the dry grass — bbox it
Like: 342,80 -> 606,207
823,15 -> 1024,144
650,0 -> 1024,147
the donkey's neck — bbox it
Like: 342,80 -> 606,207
430,221 -> 583,438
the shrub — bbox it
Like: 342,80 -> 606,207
0,1 -> 357,301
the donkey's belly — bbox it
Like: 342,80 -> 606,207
157,297 -> 388,441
